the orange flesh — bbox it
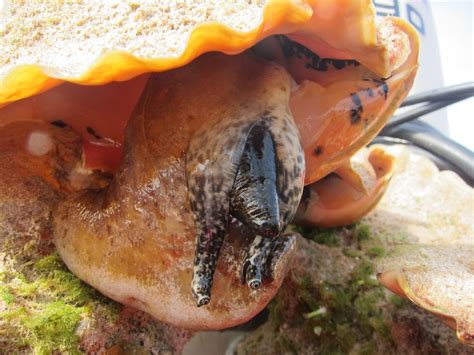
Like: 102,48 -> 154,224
0,68 -> 395,176
297,147 -> 395,227
0,75 -> 148,171
292,18 -> 419,184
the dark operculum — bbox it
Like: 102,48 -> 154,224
230,120 -> 281,238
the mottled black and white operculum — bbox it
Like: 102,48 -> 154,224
186,54 -> 305,307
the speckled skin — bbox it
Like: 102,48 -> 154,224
53,53 -> 303,329
186,72 -> 305,305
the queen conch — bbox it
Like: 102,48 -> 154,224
0,0 -> 420,330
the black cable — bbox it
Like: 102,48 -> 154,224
377,84 -> 474,185
400,82 -> 474,107
382,95 -> 471,132
371,136 -> 471,180
380,121 -> 474,186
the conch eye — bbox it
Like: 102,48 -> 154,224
186,56 -> 304,306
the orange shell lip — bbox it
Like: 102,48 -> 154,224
0,0 -> 418,107
0,3 -> 420,180
1,0 -> 312,105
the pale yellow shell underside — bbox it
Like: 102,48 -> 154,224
369,145 -> 474,345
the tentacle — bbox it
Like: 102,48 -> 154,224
241,232 -> 297,289
230,120 -> 286,291
187,107 -> 304,305
191,224 -> 226,307
186,110 -> 266,305
265,233 -> 297,281
231,119 -> 303,292
241,235 -> 273,290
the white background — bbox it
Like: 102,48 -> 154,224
430,0 -> 473,151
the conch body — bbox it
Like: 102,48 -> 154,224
53,54 -> 303,329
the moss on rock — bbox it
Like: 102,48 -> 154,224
236,223 -> 469,354
0,252 -> 120,353
2,301 -> 84,354
0,223 -> 190,353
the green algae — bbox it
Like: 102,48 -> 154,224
343,248 -> 362,258
0,285 -> 15,305
278,335 -> 300,354
0,253 -> 121,353
2,301 -> 85,355
388,293 -> 408,309
33,254 -> 95,305
311,226 -> 393,350
367,246 -> 385,258
355,223 -> 371,242
296,275 -> 320,310
293,225 -> 341,247
306,274 -> 390,352
267,290 -> 285,331
249,223 -> 395,354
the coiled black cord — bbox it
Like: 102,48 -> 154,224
376,82 -> 474,186
382,82 -> 474,132
400,82 -> 474,107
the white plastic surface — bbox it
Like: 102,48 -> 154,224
375,0 -> 473,151
431,0 -> 473,151
375,1 -> 447,131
